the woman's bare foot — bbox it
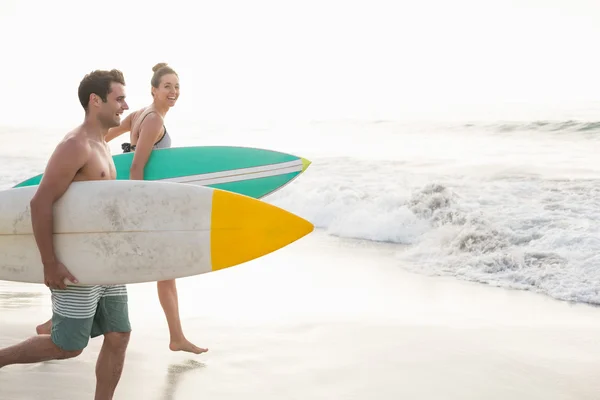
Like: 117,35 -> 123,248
36,319 -> 52,335
169,338 -> 208,355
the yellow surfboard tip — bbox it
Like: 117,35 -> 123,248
301,157 -> 311,173
210,189 -> 313,271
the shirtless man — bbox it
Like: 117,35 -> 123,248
0,69 -> 131,400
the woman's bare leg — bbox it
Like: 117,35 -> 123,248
157,279 -> 208,354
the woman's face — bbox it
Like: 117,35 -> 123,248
153,73 -> 180,107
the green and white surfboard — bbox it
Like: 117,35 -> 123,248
13,146 -> 311,199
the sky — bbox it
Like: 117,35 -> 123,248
1,0 -> 599,127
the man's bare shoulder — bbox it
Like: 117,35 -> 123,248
49,129 -> 93,165
36,128 -> 95,195
57,128 -> 92,151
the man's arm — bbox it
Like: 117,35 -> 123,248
105,113 -> 133,143
30,137 -> 89,286
129,113 -> 163,180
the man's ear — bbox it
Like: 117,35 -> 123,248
89,93 -> 100,109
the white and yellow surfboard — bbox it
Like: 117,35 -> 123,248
0,180 -> 314,285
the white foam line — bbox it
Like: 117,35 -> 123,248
160,160 -> 303,185
168,164 -> 303,186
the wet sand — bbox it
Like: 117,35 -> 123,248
1,232 -> 600,399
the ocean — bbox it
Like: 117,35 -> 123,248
14,110 -> 599,306
2,106 -> 600,399
267,118 -> 600,306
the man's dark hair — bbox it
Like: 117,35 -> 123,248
78,69 -> 126,112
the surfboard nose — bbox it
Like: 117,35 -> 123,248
210,189 -> 314,270
301,157 -> 311,173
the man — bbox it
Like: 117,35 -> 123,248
0,69 -> 132,400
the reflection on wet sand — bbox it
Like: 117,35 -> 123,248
0,290 -> 43,309
162,359 -> 206,400
0,281 -> 46,308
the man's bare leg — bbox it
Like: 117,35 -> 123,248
36,319 -> 52,335
0,335 -> 81,368
156,279 -> 208,354
94,332 -> 130,400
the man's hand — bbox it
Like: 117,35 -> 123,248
43,261 -> 78,290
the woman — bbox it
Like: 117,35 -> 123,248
37,63 -> 207,355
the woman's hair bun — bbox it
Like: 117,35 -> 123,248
152,62 -> 168,72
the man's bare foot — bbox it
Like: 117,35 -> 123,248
35,320 -> 52,335
169,338 -> 208,355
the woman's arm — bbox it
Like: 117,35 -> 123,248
129,113 -> 163,180
105,113 -> 133,143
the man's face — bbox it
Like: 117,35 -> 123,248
98,83 -> 129,128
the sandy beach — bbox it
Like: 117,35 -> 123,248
1,231 -> 599,399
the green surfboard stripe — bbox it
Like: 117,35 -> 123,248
13,146 -> 304,198
13,176 -> 41,187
